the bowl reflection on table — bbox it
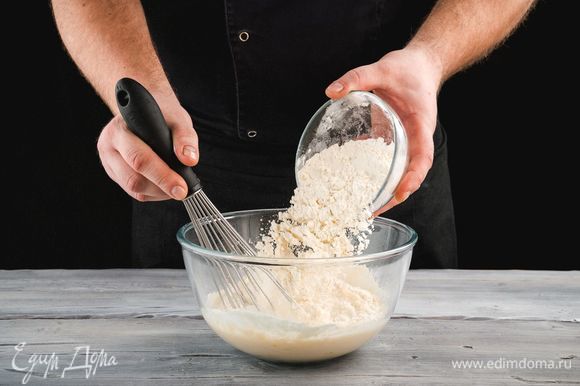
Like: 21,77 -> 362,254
177,208 -> 417,363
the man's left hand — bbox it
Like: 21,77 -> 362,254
325,46 -> 443,216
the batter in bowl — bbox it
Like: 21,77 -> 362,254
203,265 -> 387,362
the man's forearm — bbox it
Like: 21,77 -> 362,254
52,0 -> 175,112
409,0 -> 535,84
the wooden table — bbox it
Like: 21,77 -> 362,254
1,269 -> 578,385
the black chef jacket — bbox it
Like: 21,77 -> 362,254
134,0 -> 457,268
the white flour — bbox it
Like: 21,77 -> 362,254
257,137 -> 394,258
203,138 -> 394,362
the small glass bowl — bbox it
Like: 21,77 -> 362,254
295,91 -> 408,212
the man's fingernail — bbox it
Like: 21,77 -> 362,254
183,145 -> 196,160
171,186 -> 187,200
327,82 -> 344,93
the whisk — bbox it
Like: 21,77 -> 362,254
115,78 -> 292,310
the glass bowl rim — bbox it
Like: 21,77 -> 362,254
177,208 -> 418,265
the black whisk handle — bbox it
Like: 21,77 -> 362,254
115,78 -> 201,195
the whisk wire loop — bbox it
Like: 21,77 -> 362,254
184,190 -> 292,310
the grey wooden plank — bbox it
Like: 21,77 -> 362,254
398,269 -> 580,322
0,269 -> 200,319
0,269 -> 579,321
0,318 -> 578,385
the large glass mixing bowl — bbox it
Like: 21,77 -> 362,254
178,209 -> 417,363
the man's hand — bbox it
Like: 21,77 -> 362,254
97,100 -> 199,202
53,0 -> 200,201
326,47 -> 443,215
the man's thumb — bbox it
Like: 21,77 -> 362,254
325,64 -> 384,99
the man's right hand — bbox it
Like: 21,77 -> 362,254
52,0 -> 200,202
97,104 -> 199,202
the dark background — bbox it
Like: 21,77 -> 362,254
5,1 -> 575,269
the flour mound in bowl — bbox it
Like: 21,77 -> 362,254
203,138 -> 395,362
